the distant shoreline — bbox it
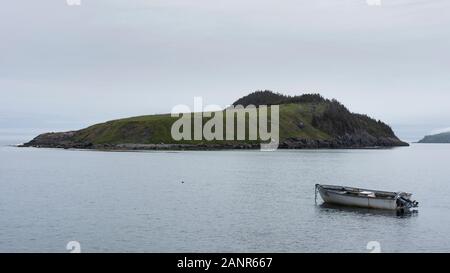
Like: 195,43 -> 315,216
418,131 -> 450,144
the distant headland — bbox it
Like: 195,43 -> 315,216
418,131 -> 450,143
21,91 -> 409,150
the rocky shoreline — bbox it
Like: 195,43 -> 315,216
20,131 -> 409,151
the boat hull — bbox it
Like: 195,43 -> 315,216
318,187 -> 398,210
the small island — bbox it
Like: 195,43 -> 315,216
22,91 -> 409,150
418,131 -> 450,143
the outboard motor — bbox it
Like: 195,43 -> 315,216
396,193 -> 419,212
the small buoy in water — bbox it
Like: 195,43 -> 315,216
181,181 -> 184,184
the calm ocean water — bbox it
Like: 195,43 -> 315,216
1,134 -> 450,253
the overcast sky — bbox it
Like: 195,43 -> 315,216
1,0 -> 449,141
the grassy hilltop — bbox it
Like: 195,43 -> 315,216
23,91 -> 408,150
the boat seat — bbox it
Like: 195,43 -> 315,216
360,191 -> 376,198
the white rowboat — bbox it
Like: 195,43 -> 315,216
315,184 -> 418,212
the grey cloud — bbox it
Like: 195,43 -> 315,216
1,0 -> 449,141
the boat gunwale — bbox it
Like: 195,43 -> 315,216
323,188 -> 396,200
317,184 -> 410,200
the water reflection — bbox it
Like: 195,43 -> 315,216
316,203 -> 419,218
